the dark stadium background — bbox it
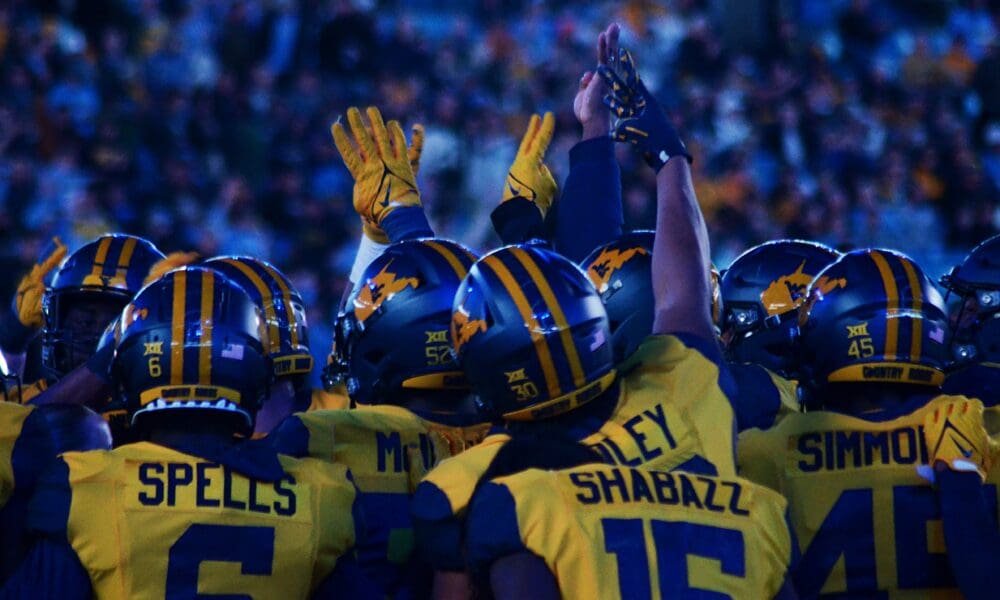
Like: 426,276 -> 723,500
1,0 -> 998,386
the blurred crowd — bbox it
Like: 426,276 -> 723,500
1,0 -> 999,371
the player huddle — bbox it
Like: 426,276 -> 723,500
0,22 -> 997,600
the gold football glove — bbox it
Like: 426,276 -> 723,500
408,123 -> 425,177
332,107 -> 422,239
502,112 -> 557,217
923,398 -> 991,482
143,251 -> 200,286
359,122 -> 425,243
14,237 -> 67,328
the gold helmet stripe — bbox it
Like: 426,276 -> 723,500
870,251 -> 899,361
90,236 -> 114,281
221,259 -> 280,354
510,247 -> 586,389
258,261 -> 300,348
424,240 -> 470,281
116,236 -> 138,275
198,270 -> 214,384
900,257 -> 924,362
170,270 -> 187,384
481,255 -> 561,399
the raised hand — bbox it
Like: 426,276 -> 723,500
922,398 -> 992,482
14,237 -> 67,328
573,23 -> 620,139
331,106 -> 422,238
598,47 -> 691,171
501,112 -> 558,217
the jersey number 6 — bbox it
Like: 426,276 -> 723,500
166,523 -> 275,599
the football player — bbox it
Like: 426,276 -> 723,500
465,435 -> 799,599
738,248 -> 994,597
270,105 -> 486,597
333,106 -> 434,293
939,234 -> 1000,404
0,238 -> 67,381
414,45 -> 738,598
720,239 -> 841,410
0,402 -> 110,582
1,267 -> 370,597
491,23 -> 624,261
921,398 -> 997,600
0,234 -> 165,409
142,249 -> 352,424
584,231 -> 800,431
202,256 -> 340,434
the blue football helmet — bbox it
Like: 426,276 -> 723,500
41,234 -> 165,380
720,239 -> 841,378
583,231 -> 655,363
334,239 -> 479,406
453,244 -> 615,421
798,249 -> 949,395
204,256 -> 313,380
110,267 -> 271,430
940,234 -> 1000,366
582,231 -> 724,363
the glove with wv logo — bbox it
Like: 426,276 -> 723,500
501,112 -> 558,218
332,106 -> 425,242
921,398 -> 992,483
597,47 -> 691,172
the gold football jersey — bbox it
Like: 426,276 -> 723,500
274,404 -> 461,593
414,333 -> 738,569
739,394 -> 1000,598
34,442 -> 357,598
467,464 -> 794,599
0,402 -> 34,508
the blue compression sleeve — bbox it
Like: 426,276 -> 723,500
938,469 -> 999,600
381,207 -> 434,242
553,136 -> 623,262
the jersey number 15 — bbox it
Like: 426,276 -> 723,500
603,518 -> 744,599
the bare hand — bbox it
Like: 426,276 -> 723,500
574,23 -> 620,140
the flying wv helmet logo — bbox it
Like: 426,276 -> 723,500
353,260 -> 419,323
760,260 -> 847,316
587,246 -> 649,293
798,273 -> 850,326
451,308 -> 487,355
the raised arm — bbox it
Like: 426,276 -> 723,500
598,49 -> 712,340
490,112 -> 557,245
0,238 -> 67,378
332,106 -> 431,287
922,398 -> 999,600
552,23 -> 624,261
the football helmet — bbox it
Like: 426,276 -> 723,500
453,244 -> 615,421
583,231 -> 723,363
720,240 -> 841,377
583,231 -> 654,362
798,249 -> 949,393
334,239 -> 479,405
41,234 -> 165,380
940,234 -> 1000,365
204,256 -> 313,380
110,267 -> 271,430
